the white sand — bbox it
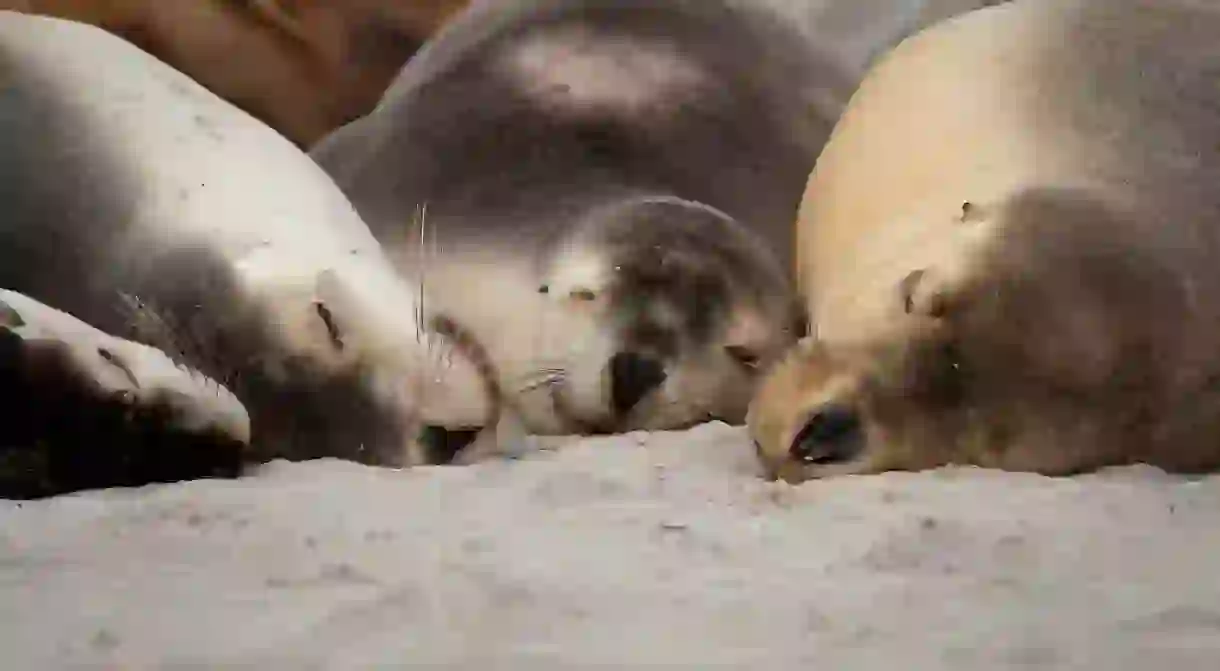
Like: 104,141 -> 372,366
2,422 -> 1219,668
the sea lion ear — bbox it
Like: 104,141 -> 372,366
898,267 -> 955,320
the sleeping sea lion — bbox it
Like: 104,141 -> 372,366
748,0 -> 1220,482
311,0 -> 849,442
0,11 -> 491,497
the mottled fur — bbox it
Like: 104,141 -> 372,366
312,0 -> 841,437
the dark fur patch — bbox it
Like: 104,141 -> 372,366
0,330 -> 245,500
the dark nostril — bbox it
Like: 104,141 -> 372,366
418,425 -> 482,465
609,351 -> 667,416
790,404 -> 864,465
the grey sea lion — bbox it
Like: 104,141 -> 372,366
311,0 -> 845,440
0,11 -> 491,496
748,0 -> 1220,483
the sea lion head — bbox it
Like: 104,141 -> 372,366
138,244 -> 498,470
745,324 -> 971,484
534,196 -> 804,433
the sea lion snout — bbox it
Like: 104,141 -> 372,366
788,403 -> 866,466
607,350 -> 668,417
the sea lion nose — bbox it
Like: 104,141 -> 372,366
608,351 -> 667,416
417,425 -> 482,465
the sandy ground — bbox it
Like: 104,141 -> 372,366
3,422 -> 1219,668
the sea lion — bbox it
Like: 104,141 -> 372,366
748,0 -> 1220,483
0,289 -> 251,498
0,11 -> 491,497
310,0 -> 844,440
772,0 -> 1008,93
0,0 -> 471,146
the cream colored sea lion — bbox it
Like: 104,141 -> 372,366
0,12 -> 491,497
748,0 -> 1220,483
0,0 -> 471,146
311,0 -> 851,440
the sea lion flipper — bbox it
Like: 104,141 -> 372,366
0,290 -> 250,498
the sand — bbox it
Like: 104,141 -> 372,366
3,422 -> 1219,668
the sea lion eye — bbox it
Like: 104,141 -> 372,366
570,288 -> 597,302
313,301 -> 344,351
725,345 -> 761,369
790,404 -> 864,465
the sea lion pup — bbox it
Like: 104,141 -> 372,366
311,0 -> 840,440
0,12 -> 492,496
0,0 -> 471,146
748,0 -> 1220,483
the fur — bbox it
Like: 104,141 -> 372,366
311,0 -> 843,438
0,0 -> 470,146
748,0 -> 1220,482
0,12 -> 491,497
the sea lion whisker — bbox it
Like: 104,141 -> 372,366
517,371 -> 566,394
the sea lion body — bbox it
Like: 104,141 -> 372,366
748,0 -> 1220,482
773,0 -> 1007,96
0,0 -> 471,146
0,12 -> 490,495
312,0 -> 842,437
